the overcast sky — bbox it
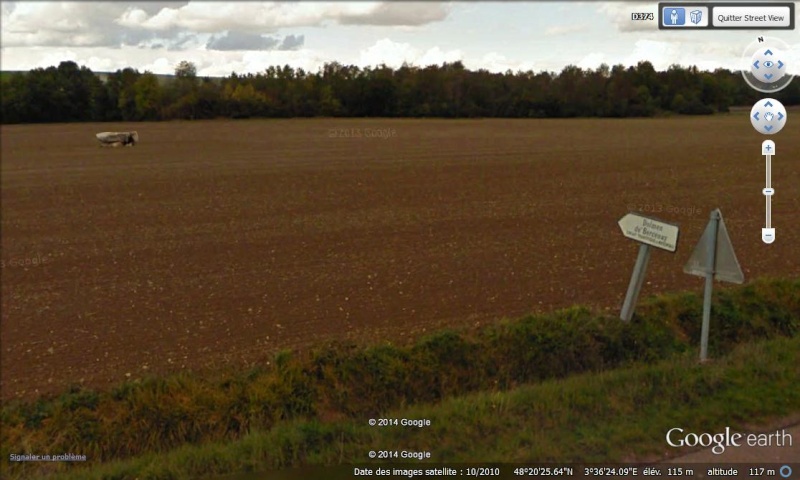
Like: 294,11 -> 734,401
2,2 -> 799,76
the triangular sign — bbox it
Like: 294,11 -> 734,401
683,210 -> 744,284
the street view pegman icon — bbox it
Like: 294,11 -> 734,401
750,48 -> 787,84
750,98 -> 787,135
664,7 -> 685,25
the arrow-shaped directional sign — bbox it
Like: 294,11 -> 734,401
618,212 -> 680,321
765,73 -> 774,80
753,60 -> 760,69
618,213 -> 680,252
778,60 -> 784,69
765,125 -> 774,132
778,112 -> 784,121
765,49 -> 773,56
753,112 -> 760,120
765,101 -> 773,107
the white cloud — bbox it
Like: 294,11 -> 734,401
358,38 -> 416,67
3,2 -> 796,78
1,2 -> 16,18
124,6 -> 183,31
623,39 -> 682,69
545,24 -> 589,36
788,45 -> 800,76
140,57 -> 175,75
356,43 -> 535,73
577,53 -> 608,70
117,8 -> 149,27
82,55 -> 121,74
241,50 -> 324,73
38,49 -> 79,68
620,39 -> 751,72
2,2 -> 169,48
2,1 -> 449,52
338,2 -> 452,26
1,44 -> 328,77
473,52 -> 536,73
116,2 -> 450,33
418,46 -> 463,67
357,38 -> 462,69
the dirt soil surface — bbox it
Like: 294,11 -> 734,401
2,118 -> 799,401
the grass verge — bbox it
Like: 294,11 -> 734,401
2,277 -> 798,479
22,335 -> 800,479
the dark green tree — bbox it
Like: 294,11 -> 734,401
134,72 -> 162,120
3,58 -> 799,124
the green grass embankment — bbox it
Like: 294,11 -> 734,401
26,335 -> 800,480
2,277 -> 798,479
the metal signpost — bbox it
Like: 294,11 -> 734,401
683,208 -> 744,362
618,213 -> 680,321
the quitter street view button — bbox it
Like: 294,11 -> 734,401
658,3 -> 794,30
713,5 -> 792,28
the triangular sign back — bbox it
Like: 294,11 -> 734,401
683,211 -> 744,284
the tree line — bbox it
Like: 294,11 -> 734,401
2,59 -> 798,124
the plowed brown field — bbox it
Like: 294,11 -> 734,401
2,117 -> 798,401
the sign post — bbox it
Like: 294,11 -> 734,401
620,244 -> 652,322
699,211 -> 720,362
618,213 -> 680,321
684,208 -> 744,362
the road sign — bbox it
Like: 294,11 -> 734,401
684,211 -> 744,284
618,213 -> 680,253
683,209 -> 744,362
618,212 -> 680,321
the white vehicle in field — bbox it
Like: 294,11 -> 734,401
96,131 -> 139,147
